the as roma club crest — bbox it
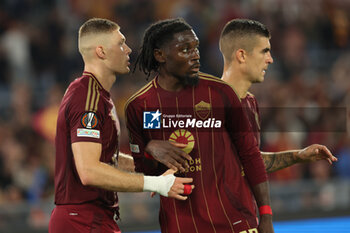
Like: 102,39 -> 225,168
195,101 -> 211,120
81,112 -> 98,129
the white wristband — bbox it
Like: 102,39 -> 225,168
143,174 -> 176,197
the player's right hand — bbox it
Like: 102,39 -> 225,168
145,140 -> 192,172
162,169 -> 194,200
297,144 -> 337,164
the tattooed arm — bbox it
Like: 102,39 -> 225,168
262,150 -> 298,173
262,144 -> 337,173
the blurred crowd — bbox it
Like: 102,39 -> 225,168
0,0 -> 350,223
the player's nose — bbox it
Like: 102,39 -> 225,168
267,53 -> 273,64
125,44 -> 132,55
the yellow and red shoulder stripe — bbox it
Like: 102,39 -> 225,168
83,72 -> 102,113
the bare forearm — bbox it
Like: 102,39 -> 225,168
82,161 -> 144,192
253,181 -> 274,232
251,181 -> 271,207
262,150 -> 300,173
72,142 -> 144,192
71,141 -> 191,198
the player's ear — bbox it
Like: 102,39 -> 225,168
96,46 -> 106,59
154,49 -> 165,63
236,49 -> 246,63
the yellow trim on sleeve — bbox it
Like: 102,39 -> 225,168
124,80 -> 154,113
85,78 -> 92,111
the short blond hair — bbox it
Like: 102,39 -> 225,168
78,18 -> 119,55
79,18 -> 119,38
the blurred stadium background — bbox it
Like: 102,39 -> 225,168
0,0 -> 349,232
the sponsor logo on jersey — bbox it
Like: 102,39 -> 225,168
77,128 -> 100,138
168,130 -> 201,173
169,129 -> 195,154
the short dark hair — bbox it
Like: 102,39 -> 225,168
79,18 -> 119,39
134,18 -> 193,77
221,19 -> 270,39
220,19 -> 270,61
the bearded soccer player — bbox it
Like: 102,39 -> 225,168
48,18 -> 194,233
219,19 -> 337,173
125,18 -> 273,233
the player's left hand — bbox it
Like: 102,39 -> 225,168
297,144 -> 337,164
258,214 -> 274,233
145,140 -> 192,172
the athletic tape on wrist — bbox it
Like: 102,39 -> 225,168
143,174 -> 175,197
259,205 -> 272,215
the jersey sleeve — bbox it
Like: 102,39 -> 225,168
125,100 -> 159,176
68,90 -> 104,144
224,86 -> 267,186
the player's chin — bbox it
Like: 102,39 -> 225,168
188,70 -> 199,78
183,73 -> 199,87
253,76 -> 264,83
120,67 -> 131,74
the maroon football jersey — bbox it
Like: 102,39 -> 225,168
241,93 -> 261,147
54,71 -> 120,210
125,73 -> 267,233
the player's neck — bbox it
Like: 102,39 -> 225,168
221,65 -> 252,99
157,73 -> 184,92
84,64 -> 116,92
